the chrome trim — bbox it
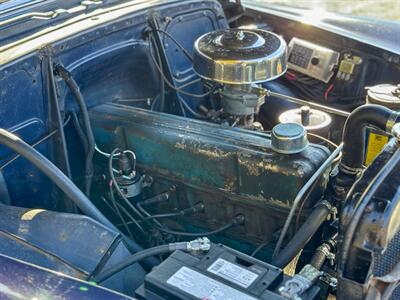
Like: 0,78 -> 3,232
193,29 -> 287,84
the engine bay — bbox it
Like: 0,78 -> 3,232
0,0 -> 400,299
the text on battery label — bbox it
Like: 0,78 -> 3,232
207,258 -> 259,288
167,266 -> 257,300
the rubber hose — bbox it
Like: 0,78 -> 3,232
0,171 -> 11,205
272,203 -> 331,269
54,65 -> 95,197
151,35 -> 165,112
341,104 -> 400,171
0,128 -> 118,227
310,245 -> 329,270
70,111 -> 89,155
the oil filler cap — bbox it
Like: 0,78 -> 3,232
271,123 -> 309,154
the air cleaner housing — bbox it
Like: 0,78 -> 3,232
193,29 -> 287,84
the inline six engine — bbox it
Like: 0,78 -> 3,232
91,28 -> 330,254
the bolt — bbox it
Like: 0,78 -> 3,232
236,30 -> 245,41
301,106 -> 310,126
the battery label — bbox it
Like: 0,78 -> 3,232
167,266 -> 257,300
365,132 -> 389,166
207,258 -> 259,288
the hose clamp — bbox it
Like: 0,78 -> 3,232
316,244 -> 335,266
386,112 -> 399,134
317,200 -> 332,211
339,163 -> 363,176
316,244 -> 332,258
392,123 -> 400,143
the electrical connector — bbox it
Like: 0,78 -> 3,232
181,202 -> 205,216
232,214 -> 246,226
279,264 -> 321,300
186,237 -> 211,255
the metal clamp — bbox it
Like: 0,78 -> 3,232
339,162 -> 364,176
316,243 -> 335,266
186,237 -> 211,255
391,123 -> 400,143
386,112 -> 400,134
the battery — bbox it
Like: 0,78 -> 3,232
135,244 -> 319,300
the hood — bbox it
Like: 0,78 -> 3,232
0,0 -> 123,45
242,1 -> 400,56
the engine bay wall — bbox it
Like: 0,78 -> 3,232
0,0 -> 226,209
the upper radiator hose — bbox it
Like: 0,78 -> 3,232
340,104 -> 400,174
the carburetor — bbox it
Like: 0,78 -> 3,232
193,28 -> 287,127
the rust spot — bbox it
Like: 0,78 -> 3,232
175,140 -> 230,160
195,147 -> 229,159
175,142 -> 186,150
243,193 -> 291,209
223,177 -> 236,192
239,157 -> 293,177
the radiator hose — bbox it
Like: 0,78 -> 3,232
334,104 -> 400,202
272,202 -> 331,269
341,104 -> 400,173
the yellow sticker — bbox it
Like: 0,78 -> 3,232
365,132 -> 389,166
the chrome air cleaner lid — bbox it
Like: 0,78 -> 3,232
193,29 -> 287,84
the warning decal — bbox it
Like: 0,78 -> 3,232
207,258 -> 258,288
167,266 -> 257,300
365,132 -> 389,166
